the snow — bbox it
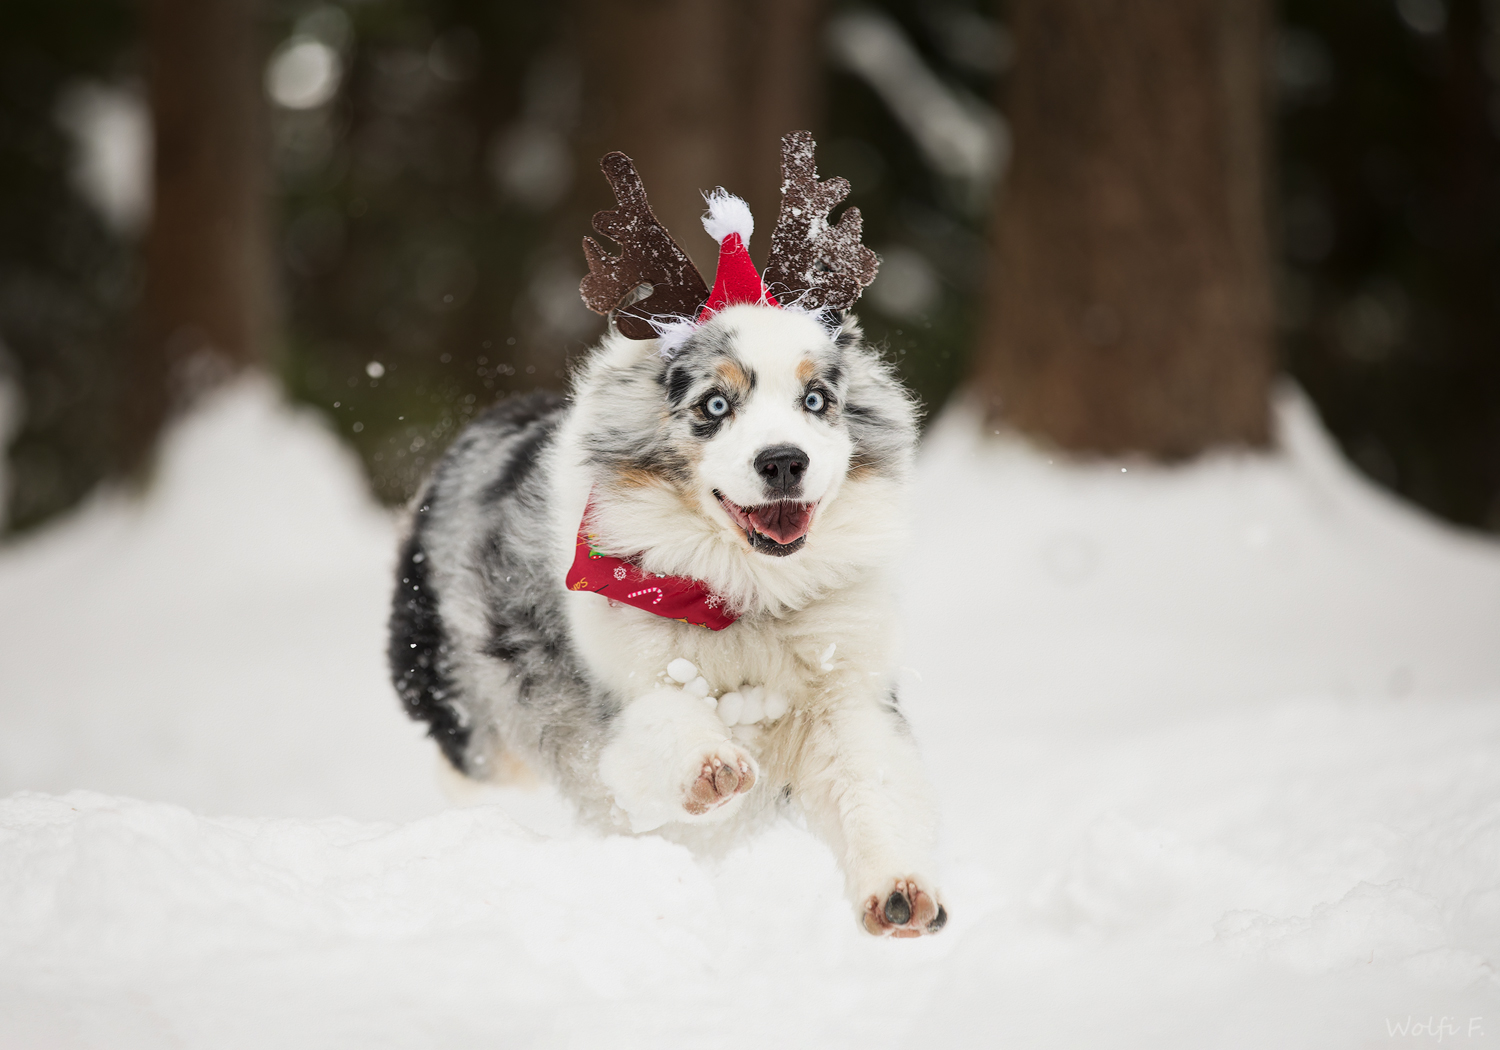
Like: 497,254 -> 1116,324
0,378 -> 442,822
738,688 -> 765,725
711,685 -> 787,727
2,378 -> 1498,1047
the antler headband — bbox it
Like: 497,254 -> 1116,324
579,131 -> 879,344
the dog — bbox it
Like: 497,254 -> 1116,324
388,133 -> 946,937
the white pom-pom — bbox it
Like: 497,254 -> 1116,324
666,658 -> 697,684
701,188 -> 754,246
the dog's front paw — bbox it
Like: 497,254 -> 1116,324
598,688 -> 760,832
683,743 -> 757,816
859,876 -> 947,938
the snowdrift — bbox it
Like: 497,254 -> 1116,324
2,379 -> 1497,1048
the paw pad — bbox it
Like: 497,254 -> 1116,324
861,878 -> 946,938
683,750 -> 756,815
883,890 -> 912,925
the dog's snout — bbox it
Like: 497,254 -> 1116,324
754,445 -> 809,495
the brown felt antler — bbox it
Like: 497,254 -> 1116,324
763,131 -> 879,313
579,152 -> 709,339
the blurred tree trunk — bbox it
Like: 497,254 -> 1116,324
127,0 -> 271,470
971,0 -> 1273,458
573,0 -> 823,274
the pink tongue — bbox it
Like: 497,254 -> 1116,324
748,502 -> 813,544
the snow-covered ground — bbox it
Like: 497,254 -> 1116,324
2,379 -> 1497,1048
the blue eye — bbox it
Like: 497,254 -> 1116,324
705,394 -> 730,417
803,390 -> 826,413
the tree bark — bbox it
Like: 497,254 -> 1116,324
127,0 -> 270,470
574,0 -> 823,275
971,0 -> 1273,458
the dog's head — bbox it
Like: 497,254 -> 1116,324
574,303 -> 917,598
668,305 -> 857,558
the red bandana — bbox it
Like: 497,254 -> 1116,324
565,507 -> 738,631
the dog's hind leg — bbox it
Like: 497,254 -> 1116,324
794,689 -> 948,938
597,685 -> 759,832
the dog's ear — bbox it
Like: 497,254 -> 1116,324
817,308 -> 851,341
808,308 -> 860,349
580,153 -> 710,340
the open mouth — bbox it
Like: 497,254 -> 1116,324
714,490 -> 815,557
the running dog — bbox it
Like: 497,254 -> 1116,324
388,132 -> 945,936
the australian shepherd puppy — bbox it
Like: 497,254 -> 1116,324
389,175 -> 946,938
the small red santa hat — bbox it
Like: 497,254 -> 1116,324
696,189 -> 779,323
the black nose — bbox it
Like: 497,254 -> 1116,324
754,445 -> 809,496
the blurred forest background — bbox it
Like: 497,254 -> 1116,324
1,0 -> 1497,535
